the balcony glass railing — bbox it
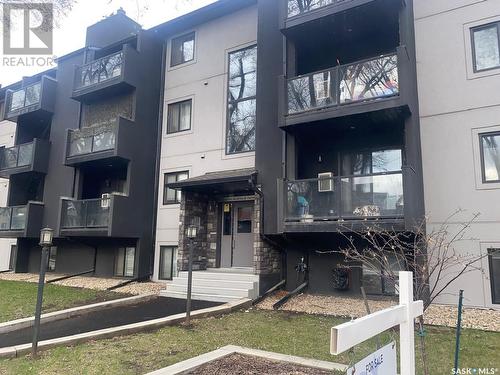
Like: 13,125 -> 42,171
74,51 -> 123,90
68,122 -> 117,157
0,142 -> 34,170
61,198 -> 111,229
6,82 -> 41,114
287,0 -> 353,18
284,172 -> 403,222
0,206 -> 27,231
287,53 -> 399,115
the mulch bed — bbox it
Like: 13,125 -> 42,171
185,353 -> 332,374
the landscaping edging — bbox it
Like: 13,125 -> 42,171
146,345 -> 348,375
0,299 -> 252,359
0,294 -> 157,335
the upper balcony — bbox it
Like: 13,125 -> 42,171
64,117 -> 135,167
278,172 -> 405,233
4,77 -> 56,122
0,139 -> 50,178
280,48 -> 410,128
71,45 -> 140,103
59,194 -> 139,238
282,0 -> 397,31
0,202 -> 44,238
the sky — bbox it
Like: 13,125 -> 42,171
0,0 -> 217,86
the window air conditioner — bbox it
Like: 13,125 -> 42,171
318,172 -> 334,192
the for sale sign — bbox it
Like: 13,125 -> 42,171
346,342 -> 397,375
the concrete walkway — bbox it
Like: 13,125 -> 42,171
0,297 -> 219,348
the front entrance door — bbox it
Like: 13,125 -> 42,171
220,201 -> 254,268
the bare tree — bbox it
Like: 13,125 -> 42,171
0,0 -> 77,29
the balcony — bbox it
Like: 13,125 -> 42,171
283,0 -> 388,30
4,77 -> 56,121
0,202 -> 44,238
71,45 -> 140,102
280,172 -> 404,232
64,118 -> 135,166
59,195 -> 139,237
281,49 -> 409,127
0,139 -> 50,178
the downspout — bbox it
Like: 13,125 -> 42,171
149,39 -> 168,278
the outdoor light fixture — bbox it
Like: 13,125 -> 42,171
186,224 -> 198,239
39,227 -> 53,246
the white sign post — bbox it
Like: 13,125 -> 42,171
330,271 -> 423,375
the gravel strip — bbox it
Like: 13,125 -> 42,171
184,353 -> 334,375
0,272 -> 165,295
256,292 -> 500,332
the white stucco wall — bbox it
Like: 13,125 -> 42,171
415,0 -> 500,308
153,5 -> 258,281
0,119 -> 17,271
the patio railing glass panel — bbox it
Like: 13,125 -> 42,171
0,206 -> 27,231
7,82 -> 41,113
68,122 -> 117,157
286,53 -> 398,115
284,172 -> 403,222
75,51 -> 123,90
287,0 -> 352,18
0,142 -> 34,170
61,198 -> 110,229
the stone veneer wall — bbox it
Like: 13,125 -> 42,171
177,191 -> 281,277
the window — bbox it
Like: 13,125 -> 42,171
226,45 -> 257,154
171,32 -> 195,67
488,249 -> 500,304
342,149 -> 403,176
471,22 -> 500,72
115,247 -> 136,277
167,100 -> 192,134
47,247 -> 57,272
9,245 -> 17,271
480,132 -> 500,183
237,206 -> 252,233
159,246 -> 177,280
362,253 -> 405,295
163,171 -> 189,204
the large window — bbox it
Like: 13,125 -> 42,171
226,45 -> 257,154
8,245 -> 17,271
167,99 -> 192,134
480,132 -> 500,183
488,249 -> 500,304
362,253 -> 405,295
159,246 -> 177,280
115,247 -> 136,277
171,32 -> 195,67
342,149 -> 403,176
471,22 -> 500,72
163,171 -> 189,205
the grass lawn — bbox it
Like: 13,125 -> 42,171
0,309 -> 498,375
0,280 -> 129,323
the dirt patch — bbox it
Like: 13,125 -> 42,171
185,353 -> 334,375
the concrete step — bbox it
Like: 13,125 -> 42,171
177,271 -> 259,282
167,284 -> 253,298
172,277 -> 257,290
160,290 -> 243,303
208,267 -> 254,274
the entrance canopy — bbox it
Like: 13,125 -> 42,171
167,168 -> 257,195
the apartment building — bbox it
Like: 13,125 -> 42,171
0,11 -> 162,279
415,0 -> 500,308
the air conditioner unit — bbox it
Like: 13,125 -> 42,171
101,193 -> 111,208
318,172 -> 334,192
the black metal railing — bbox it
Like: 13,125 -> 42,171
286,52 -> 399,115
67,122 -> 117,157
6,82 -> 41,114
0,206 -> 27,231
61,198 -> 112,229
0,142 -> 34,170
284,171 -> 404,222
74,51 -> 123,90
287,0 -> 354,18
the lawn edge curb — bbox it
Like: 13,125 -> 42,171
0,298 -> 251,359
